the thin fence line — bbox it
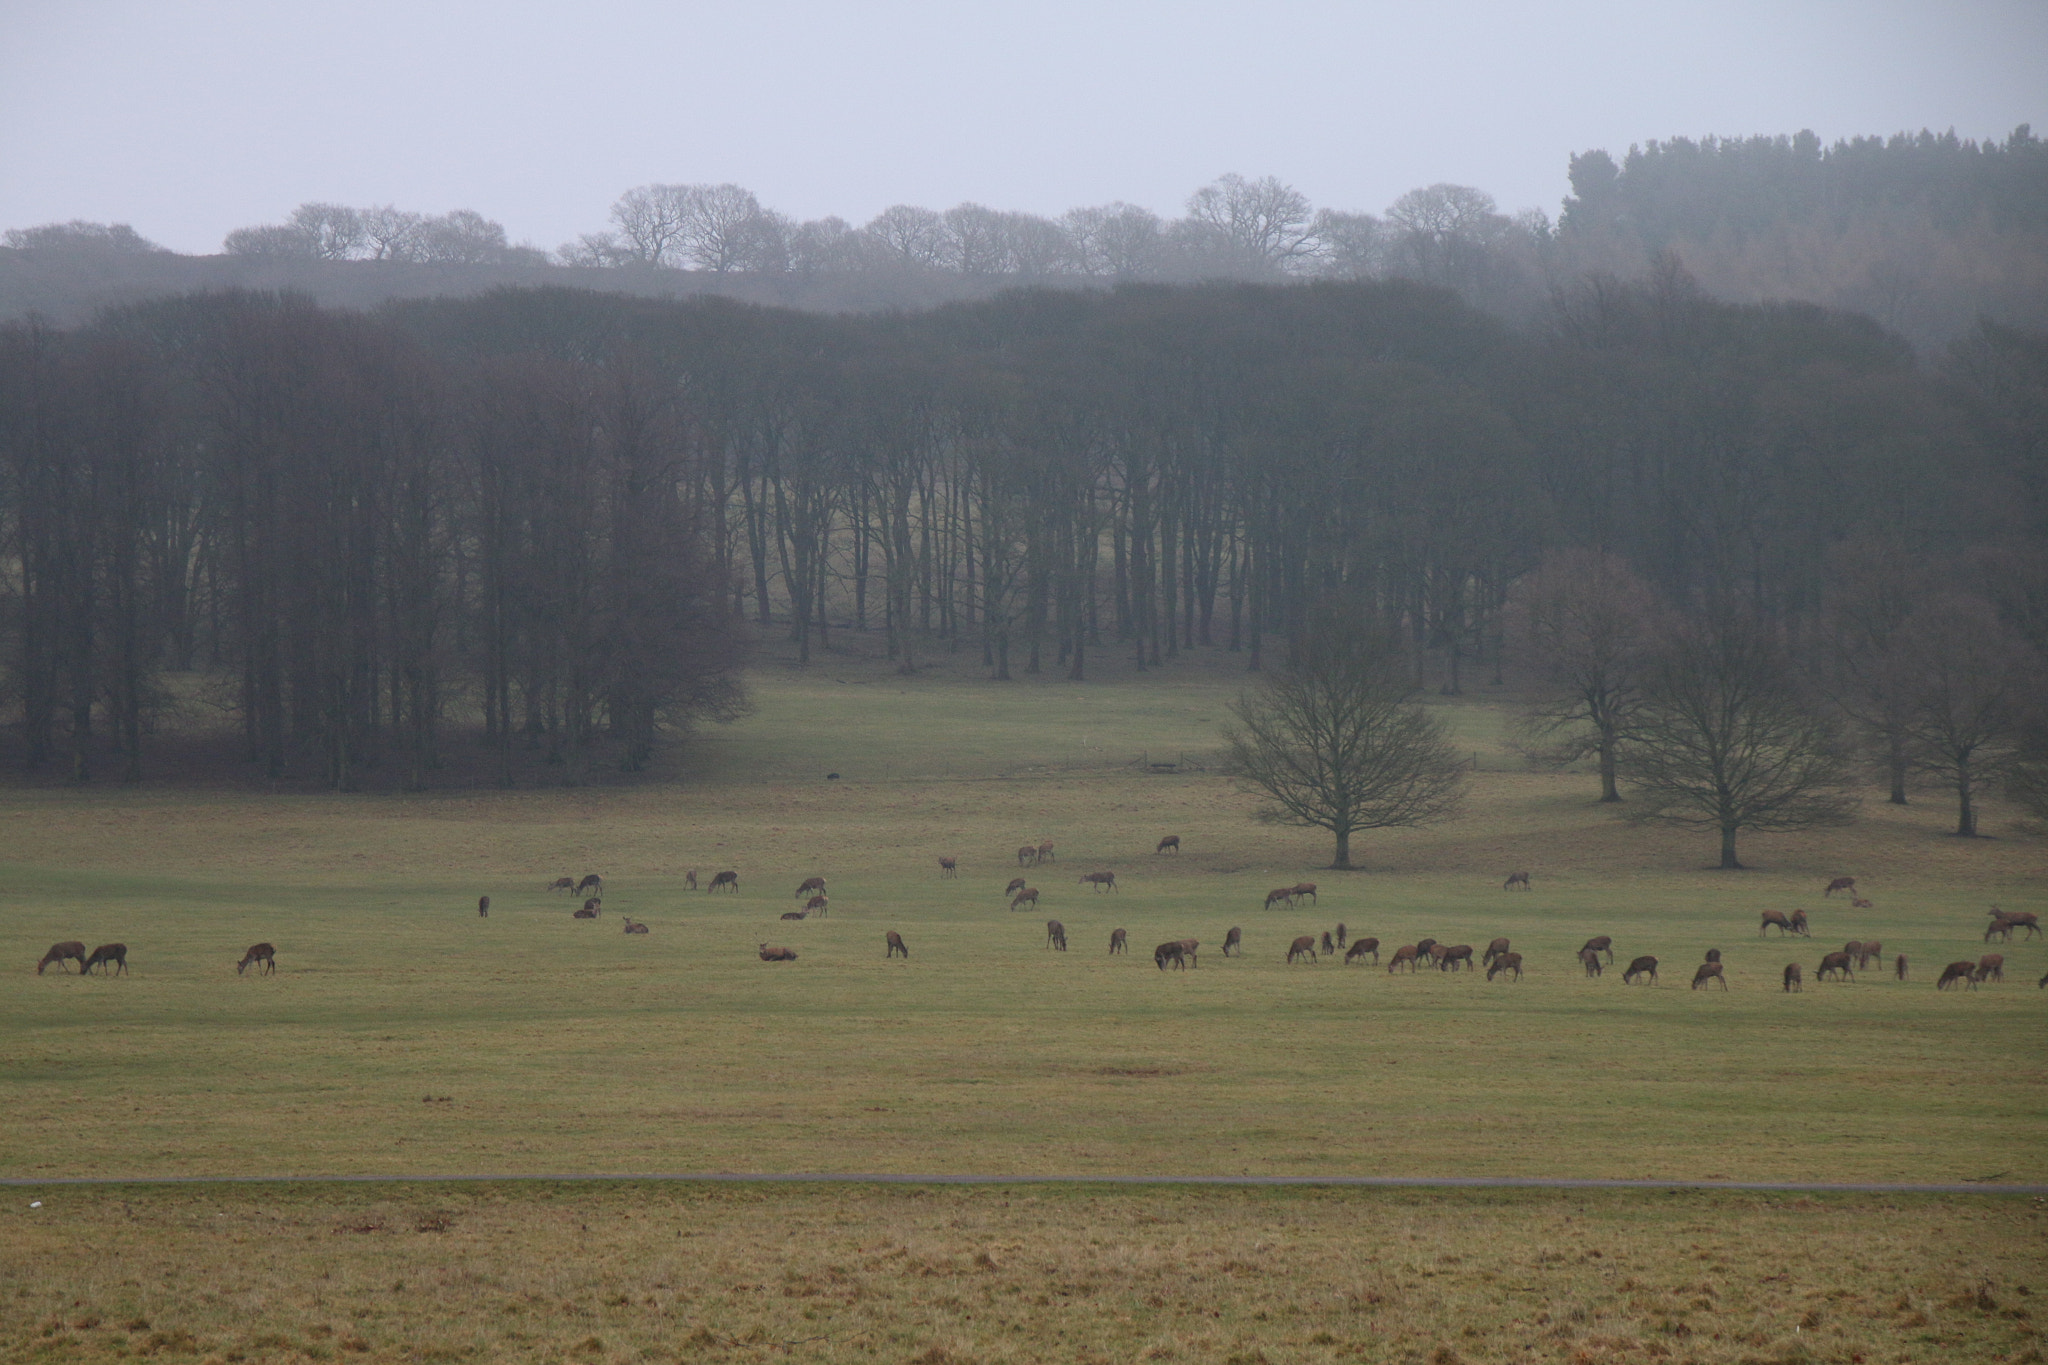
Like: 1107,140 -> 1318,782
3,1173 -> 2042,1195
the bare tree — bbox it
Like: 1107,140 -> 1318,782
1624,613 -> 1857,868
678,184 -> 773,273
607,185 -> 694,266
1896,593 -> 2038,836
287,203 -> 365,260
1062,203 -> 1163,277
1224,615 -> 1468,869
358,205 -> 423,261
4,221 -> 165,253
1309,209 -> 1386,279
1185,173 -> 1317,268
222,224 -> 317,258
1814,539 -> 1929,804
863,205 -> 948,267
1509,548 -> 1658,801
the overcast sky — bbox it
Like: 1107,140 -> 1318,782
2,0 -> 2042,255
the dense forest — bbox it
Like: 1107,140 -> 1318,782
3,271 -> 2044,792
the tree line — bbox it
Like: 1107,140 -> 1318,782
1,272 -> 2043,795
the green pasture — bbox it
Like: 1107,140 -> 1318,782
4,658 -> 2042,1184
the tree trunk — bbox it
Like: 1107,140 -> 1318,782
1330,827 -> 1353,870
1719,823 -> 1742,869
1598,734 -> 1622,803
1954,764 -> 1976,837
1887,733 -> 1908,805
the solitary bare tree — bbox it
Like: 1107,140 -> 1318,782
1224,615 -> 1467,869
1509,548 -> 1657,802
1896,593 -> 2037,837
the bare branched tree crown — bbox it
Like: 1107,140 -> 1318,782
1224,615 -> 1467,870
1508,548 -> 1658,803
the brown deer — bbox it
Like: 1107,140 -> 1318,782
1896,954 -> 1908,981
1345,937 -> 1379,965
83,943 -> 127,975
1387,944 -> 1419,972
1333,923 -> 1346,949
684,870 -> 698,890
1109,928 -> 1128,955
1690,961 -> 1726,990
573,905 -> 599,920
477,895 -> 490,918
1438,944 -> 1475,972
582,897 -> 602,914
1287,935 -> 1318,964
1010,887 -> 1039,911
1622,955 -> 1659,985
885,931 -> 908,959
1850,896 -> 1873,909
1046,920 -> 1066,950
1580,948 -> 1604,978
36,941 -> 86,975
1760,910 -> 1794,937
1222,926 -> 1242,957
938,857 -> 957,878
1154,941 -> 1187,971
622,918 -> 649,934
1936,960 -> 1978,990
1824,876 -> 1856,897
1816,951 -> 1855,982
1704,948 -> 1721,963
1005,876 -> 1028,896
1483,937 -> 1511,966
1428,943 -> 1452,966
805,895 -> 830,916
779,910 -> 806,921
1017,845 -> 1038,866
1155,836 -> 1180,854
794,876 -> 826,898
1290,883 -> 1318,904
1486,952 -> 1523,981
1177,938 -> 1201,967
758,943 -> 797,962
1782,962 -> 1802,992
1080,871 -> 1118,892
1503,871 -> 1530,890
548,877 -> 575,893
1414,938 -> 1438,958
1581,935 -> 1614,963
1990,907 -> 2041,939
709,871 -> 738,892
237,943 -> 276,975
1036,841 -> 1056,863
576,874 -> 603,897
1977,953 -> 2005,983
2038,969 -> 2047,989
1321,930 -> 1335,957
1263,887 -> 1294,910
1841,939 -> 1865,966
1855,940 -> 1882,971
1788,909 -> 1809,936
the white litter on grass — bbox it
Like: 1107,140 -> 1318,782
29,1201 -> 41,1208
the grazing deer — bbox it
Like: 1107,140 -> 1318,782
1816,951 -> 1855,982
780,910 -> 806,921
1414,938 -> 1438,958
1046,919 -> 1066,950
1428,943 -> 1451,966
1155,941 -> 1187,971
573,905 -> 599,920
1760,910 -> 1793,937
1263,887 -> 1294,910
582,897 -> 602,914
1387,944 -> 1419,972
1976,953 -> 2005,983
709,871 -> 738,893
36,941 -> 86,975
1486,952 -> 1523,981
477,895 -> 490,918
1841,940 -> 1865,966
1484,937 -> 1511,966
1345,937 -> 1379,965
1622,955 -> 1659,985
938,857 -> 957,878
83,943 -> 127,975
794,876 -> 826,898
885,931 -> 908,959
1704,949 -> 1721,963
1006,877 -> 1028,896
548,877 -> 575,893
1579,948 -> 1604,978
1155,836 -> 1180,854
1788,909 -> 1809,936
1036,841 -> 1055,863
622,918 -> 649,934
1287,935 -> 1318,964
1333,923 -> 1346,949
237,943 -> 276,975
684,870 -> 698,891
1321,931 -> 1335,957
1896,954 -> 1908,981
1856,940 -> 1881,971
576,874 -> 602,897
1177,938 -> 1200,967
1109,928 -> 1128,955
1581,935 -> 1613,964
1010,887 -> 1039,911
1824,877 -> 1856,897
758,943 -> 797,962
1782,963 -> 1802,992
1222,926 -> 1242,957
1990,907 -> 2041,939
1438,944 -> 1474,972
1690,961 -> 1726,990
1503,871 -> 1530,890
1290,883 -> 1318,904
1850,896 -> 1873,909
1017,845 -> 1038,866
1080,871 -> 1118,892
805,895 -> 829,916
1936,960 -> 1978,990
2038,969 -> 2047,989
1985,916 -> 2014,943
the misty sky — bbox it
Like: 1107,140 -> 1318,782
2,0 -> 2043,256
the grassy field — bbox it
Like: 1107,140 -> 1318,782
3,645 -> 2044,1361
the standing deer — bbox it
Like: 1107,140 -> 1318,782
1841,940 -> 1865,966
622,918 -> 649,934
1503,871 -> 1530,890
1581,936 -> 1614,964
1154,941 -> 1187,971
1760,910 -> 1794,937
938,857 -> 957,878
1896,954 -> 1909,981
1976,953 -> 2005,983
1005,877 -> 1028,896
1855,941 -> 1881,971
1046,920 -> 1066,950
1290,883 -> 1318,904
805,895 -> 830,916
1263,887 -> 1294,910
1622,955 -> 1659,985
575,874 -> 603,897
1788,909 -> 1810,936
794,876 -> 826,898
1991,908 -> 2041,939
36,941 -> 86,975
885,931 -> 908,959
1321,931 -> 1335,957
1010,887 -> 1039,911
1080,871 -> 1117,892
548,877 -> 575,893
1155,836 -> 1180,854
1222,926 -> 1242,957
1437,944 -> 1475,972
1937,960 -> 1978,990
1690,961 -> 1726,990
477,895 -> 490,918
1486,952 -> 1523,981
83,943 -> 127,975
709,871 -> 738,892
1483,937 -> 1511,967
1387,944 -> 1420,972
237,943 -> 276,975
1176,939 -> 1200,967
1287,935 -> 1318,964
1345,937 -> 1379,965
684,870 -> 698,890
1017,845 -> 1038,866
1816,951 -> 1855,982
582,897 -> 602,915
1782,963 -> 1802,992
1333,923 -> 1346,949
1824,876 -> 1856,897
1413,938 -> 1438,959
1109,928 -> 1128,955
1579,948 -> 1604,978
1036,841 -> 1055,863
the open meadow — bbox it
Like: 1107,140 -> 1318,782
4,644 -> 2045,1362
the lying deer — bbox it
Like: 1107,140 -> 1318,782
1109,928 -> 1127,955
758,943 -> 797,962
1155,836 -> 1180,854
1622,955 -> 1658,985
709,871 -> 738,892
1486,952 -> 1523,981
779,910 -> 807,921
1287,935 -> 1318,964
237,943 -> 276,975
885,931 -> 908,959
1345,937 -> 1379,965
1850,896 -> 1873,909
1690,961 -> 1726,990
573,905 -> 599,920
1222,926 -> 1242,957
582,897 -> 602,914
36,941 -> 86,975
1824,876 -> 1856,897
622,918 -> 649,934
1080,871 -> 1117,892
83,943 -> 127,975
1503,871 -> 1530,890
